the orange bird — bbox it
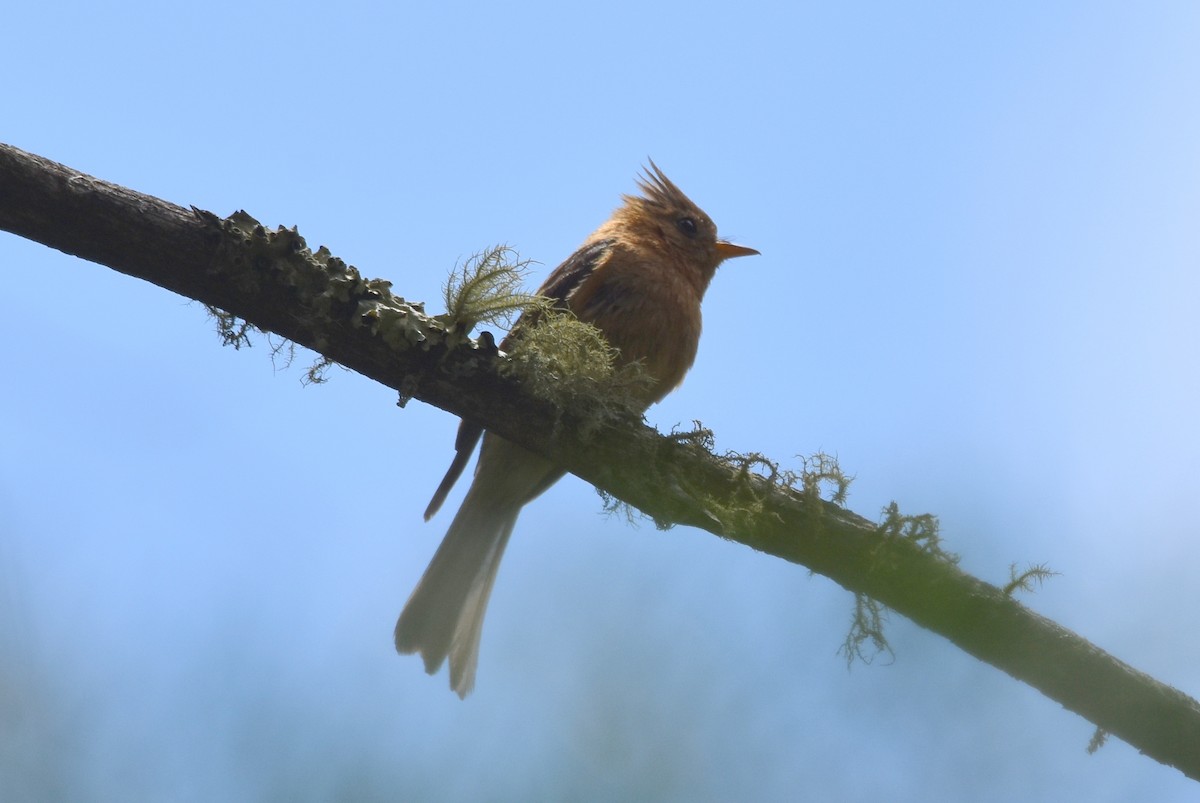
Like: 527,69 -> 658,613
395,163 -> 758,696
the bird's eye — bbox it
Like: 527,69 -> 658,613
676,217 -> 698,237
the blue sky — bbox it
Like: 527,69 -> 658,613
3,2 -> 1199,800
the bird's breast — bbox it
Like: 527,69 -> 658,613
572,265 -> 703,404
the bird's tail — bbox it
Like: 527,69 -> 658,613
394,488 -> 520,698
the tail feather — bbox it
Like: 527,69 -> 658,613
395,490 -> 519,698
399,434 -> 560,697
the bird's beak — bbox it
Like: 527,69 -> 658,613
715,241 -> 760,260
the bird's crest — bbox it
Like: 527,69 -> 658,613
626,160 -> 701,215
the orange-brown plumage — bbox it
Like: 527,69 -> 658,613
395,162 -> 757,696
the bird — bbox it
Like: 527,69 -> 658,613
394,162 -> 758,697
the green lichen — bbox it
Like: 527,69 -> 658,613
796,452 -> 852,506
1002,563 -> 1059,597
439,246 -> 550,334
693,449 -> 853,537
840,502 -> 957,669
199,211 -> 638,412
840,593 -> 893,668
877,502 -> 954,562
206,306 -> 258,349
502,310 -> 652,415
199,208 -> 456,367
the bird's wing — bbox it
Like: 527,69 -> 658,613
536,239 -> 616,306
423,238 -> 616,520
423,417 -> 488,521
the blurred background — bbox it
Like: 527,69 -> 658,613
3,2 -> 1199,800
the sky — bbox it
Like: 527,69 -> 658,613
3,2 -> 1200,800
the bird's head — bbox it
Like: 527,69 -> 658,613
611,160 -> 759,283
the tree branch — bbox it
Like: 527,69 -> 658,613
2,141 -> 1198,780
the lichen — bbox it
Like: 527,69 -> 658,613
439,246 -> 550,335
1002,563 -> 1059,597
502,311 -> 652,416
198,208 -> 455,357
